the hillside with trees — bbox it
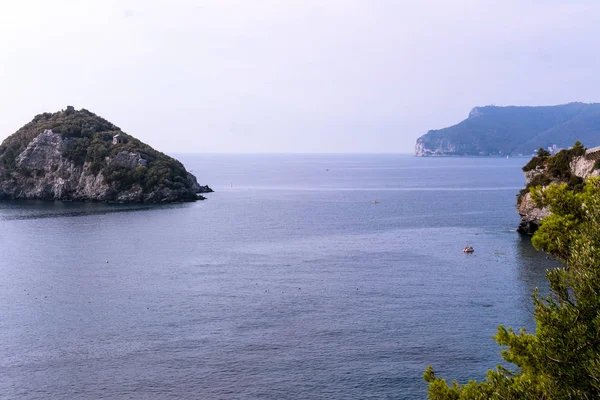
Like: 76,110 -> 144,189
0,106 -> 211,202
414,103 -> 600,157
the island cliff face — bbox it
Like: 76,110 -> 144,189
415,103 -> 600,157
517,145 -> 599,234
0,107 -> 212,202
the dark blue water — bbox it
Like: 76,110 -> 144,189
0,155 -> 557,399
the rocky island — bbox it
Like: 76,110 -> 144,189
415,102 -> 600,157
0,106 -> 212,202
516,142 -> 600,234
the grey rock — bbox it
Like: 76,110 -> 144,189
517,191 -> 549,234
0,130 -> 208,203
16,130 -> 62,170
109,151 -> 148,169
516,155 -> 598,234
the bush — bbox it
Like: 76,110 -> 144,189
568,175 -> 585,193
572,140 -> 586,157
0,143 -> 19,170
547,149 -> 573,179
517,173 -> 553,205
523,155 -> 548,172
537,147 -> 551,157
529,173 -> 552,187
62,137 -> 91,166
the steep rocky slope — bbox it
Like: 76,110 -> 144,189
0,107 -> 212,202
516,144 -> 599,234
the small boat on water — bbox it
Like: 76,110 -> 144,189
372,200 -> 379,204
463,246 -> 474,253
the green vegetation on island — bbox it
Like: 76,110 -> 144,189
425,175 -> 600,398
0,106 -> 211,202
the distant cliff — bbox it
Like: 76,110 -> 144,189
415,103 -> 600,156
516,143 -> 599,234
0,107 -> 212,202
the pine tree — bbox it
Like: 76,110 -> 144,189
424,178 -> 600,399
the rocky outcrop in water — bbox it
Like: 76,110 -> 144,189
517,189 -> 551,235
0,107 -> 212,203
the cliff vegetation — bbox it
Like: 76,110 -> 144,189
518,142 -> 586,203
514,141 -> 600,234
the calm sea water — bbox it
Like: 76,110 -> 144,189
0,155 -> 558,399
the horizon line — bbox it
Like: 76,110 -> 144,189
169,152 -> 415,155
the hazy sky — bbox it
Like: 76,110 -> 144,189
1,0 -> 599,153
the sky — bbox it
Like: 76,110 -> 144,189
1,0 -> 600,153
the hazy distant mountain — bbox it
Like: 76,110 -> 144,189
414,102 -> 600,156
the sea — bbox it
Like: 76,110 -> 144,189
0,154 -> 560,399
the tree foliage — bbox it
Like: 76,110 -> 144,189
537,147 -> 551,157
425,177 -> 600,399
518,142 -> 587,205
522,153 -> 549,172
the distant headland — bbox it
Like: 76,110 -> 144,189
0,106 -> 212,202
414,102 -> 600,157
